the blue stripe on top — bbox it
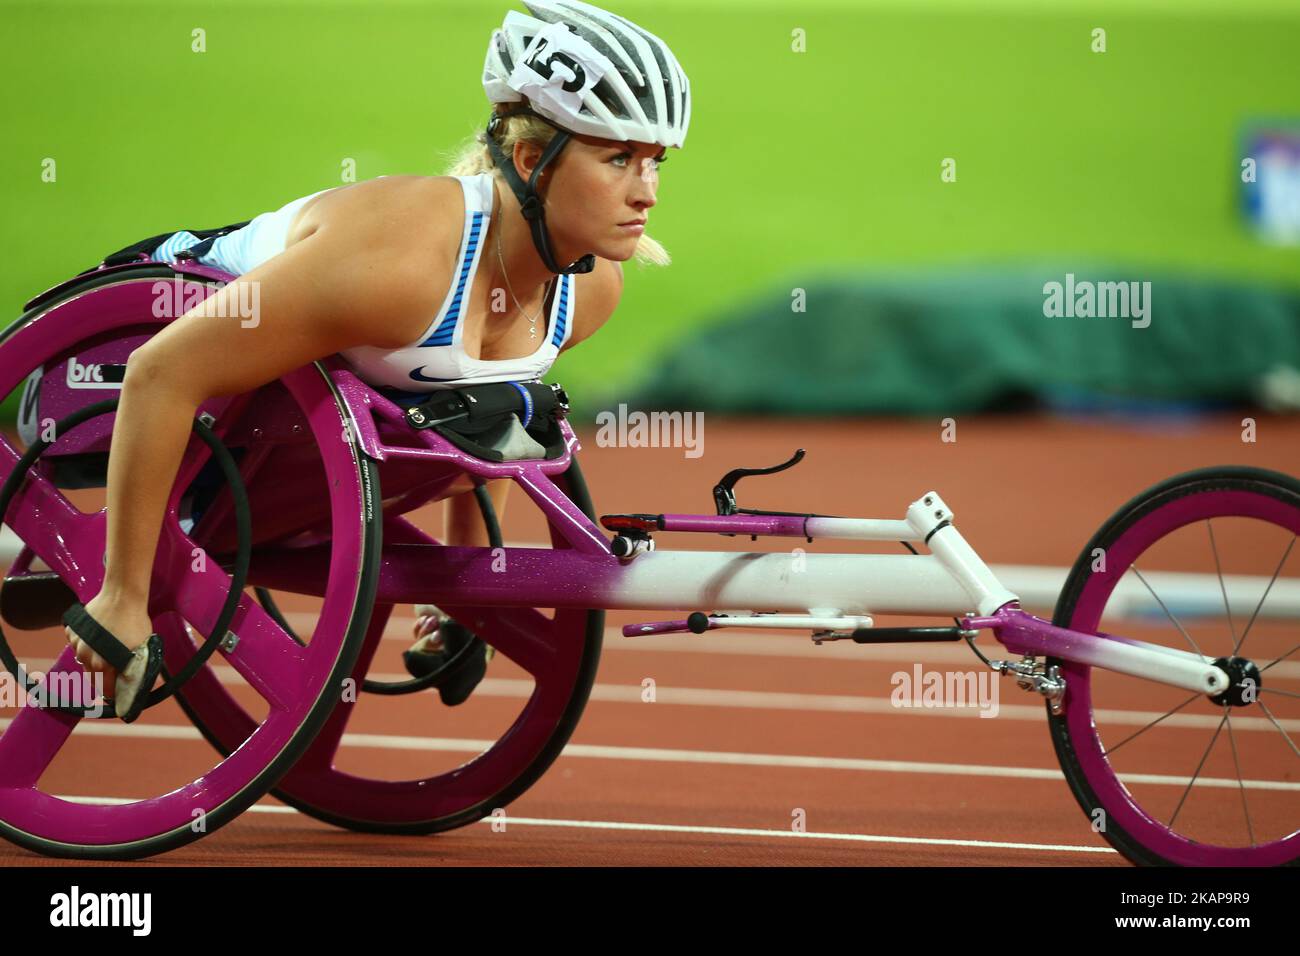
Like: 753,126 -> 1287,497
150,229 -> 246,276
549,273 -> 571,348
195,235 -> 242,275
151,230 -> 202,262
421,212 -> 484,347
507,380 -> 534,428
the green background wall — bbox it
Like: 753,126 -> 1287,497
3,0 -> 1298,415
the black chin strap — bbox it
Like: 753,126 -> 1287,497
486,109 -> 596,276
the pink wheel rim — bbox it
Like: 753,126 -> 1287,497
176,472 -> 601,829
1062,484 -> 1300,866
0,275 -> 377,854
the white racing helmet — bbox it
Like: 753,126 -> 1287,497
480,1 -> 691,274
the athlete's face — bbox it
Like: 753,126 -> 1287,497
532,134 -> 665,263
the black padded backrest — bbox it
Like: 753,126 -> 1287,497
23,220 -> 252,313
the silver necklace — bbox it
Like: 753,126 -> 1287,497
494,219 -> 546,338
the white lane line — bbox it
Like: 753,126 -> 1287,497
13,719 -> 1296,792
374,617 -> 1300,679
5,655 -> 1298,732
473,816 -> 1118,855
49,794 -> 1114,855
14,601 -> 1300,673
8,526 -> 1298,648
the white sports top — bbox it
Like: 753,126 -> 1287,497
150,173 -> 575,393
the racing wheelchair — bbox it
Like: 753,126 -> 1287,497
0,251 -> 1296,866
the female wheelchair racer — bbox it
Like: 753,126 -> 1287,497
58,0 -> 686,722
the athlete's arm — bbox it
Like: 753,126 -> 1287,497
99,192 -> 448,605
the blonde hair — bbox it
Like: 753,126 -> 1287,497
445,106 -> 671,267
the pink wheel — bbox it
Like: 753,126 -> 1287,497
174,459 -> 604,833
1050,466 -> 1300,866
0,267 -> 381,859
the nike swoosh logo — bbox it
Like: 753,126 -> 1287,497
409,367 -> 459,383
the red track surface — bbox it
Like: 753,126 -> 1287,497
2,413 -> 1297,866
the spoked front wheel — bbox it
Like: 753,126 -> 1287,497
1049,466 -> 1300,866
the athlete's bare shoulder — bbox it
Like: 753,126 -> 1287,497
281,175 -> 470,348
289,175 -> 464,262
